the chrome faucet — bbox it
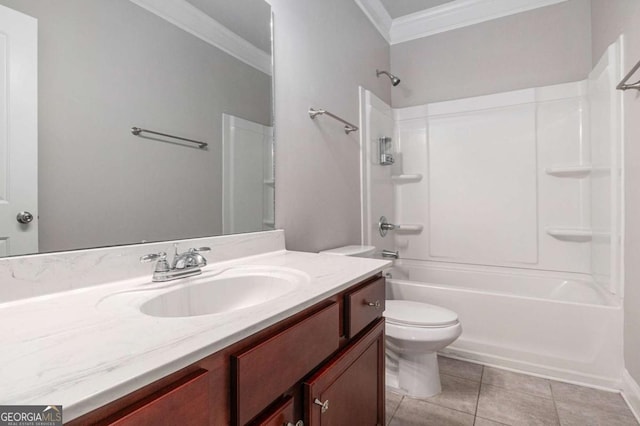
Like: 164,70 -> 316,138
140,244 -> 211,282
381,249 -> 399,259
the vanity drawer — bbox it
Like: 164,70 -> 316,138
102,369 -> 209,426
232,302 -> 340,425
346,277 -> 385,338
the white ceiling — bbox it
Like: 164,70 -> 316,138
185,0 -> 271,53
378,0 -> 455,18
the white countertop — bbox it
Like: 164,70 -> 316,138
0,249 -> 390,421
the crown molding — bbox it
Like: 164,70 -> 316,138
354,0 -> 392,43
128,0 -> 271,75
356,0 -> 569,45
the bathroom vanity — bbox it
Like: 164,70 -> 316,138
69,274 -> 385,425
0,231 -> 390,425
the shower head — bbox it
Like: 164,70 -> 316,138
376,69 -> 401,86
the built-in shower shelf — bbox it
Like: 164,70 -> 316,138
391,174 -> 423,183
395,224 -> 424,233
546,228 -> 592,242
545,165 -> 592,178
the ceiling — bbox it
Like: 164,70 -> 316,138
378,0 -> 455,19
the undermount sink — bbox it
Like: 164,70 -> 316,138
140,268 -> 309,318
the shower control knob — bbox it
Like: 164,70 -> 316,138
16,211 -> 34,224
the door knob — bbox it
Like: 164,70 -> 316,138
16,211 -> 34,224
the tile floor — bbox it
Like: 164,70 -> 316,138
386,356 -> 639,426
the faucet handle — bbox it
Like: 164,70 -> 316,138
140,252 -> 167,263
188,247 -> 211,253
140,252 -> 170,273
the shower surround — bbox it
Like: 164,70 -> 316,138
360,39 -> 624,388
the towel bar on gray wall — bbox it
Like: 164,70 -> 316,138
131,127 -> 208,149
617,59 -> 640,91
308,108 -> 359,134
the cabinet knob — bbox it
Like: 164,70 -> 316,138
366,300 -> 382,309
284,421 -> 304,426
314,398 -> 330,413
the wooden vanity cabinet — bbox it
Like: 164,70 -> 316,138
67,274 -> 385,426
304,318 -> 385,426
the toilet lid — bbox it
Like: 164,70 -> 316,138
384,300 -> 458,327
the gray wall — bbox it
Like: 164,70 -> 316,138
0,0 -> 272,253
390,0 -> 592,106
591,0 -> 640,386
269,0 -> 391,252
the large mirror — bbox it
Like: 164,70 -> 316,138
0,0 -> 274,257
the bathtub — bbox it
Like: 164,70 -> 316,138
385,259 -> 624,389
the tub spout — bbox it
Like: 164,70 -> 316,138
382,249 -> 399,259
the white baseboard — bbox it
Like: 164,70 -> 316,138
622,370 -> 640,423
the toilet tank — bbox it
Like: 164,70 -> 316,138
319,245 -> 376,257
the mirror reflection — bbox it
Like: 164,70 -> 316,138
0,0 -> 273,257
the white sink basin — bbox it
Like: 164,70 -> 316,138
140,268 -> 308,318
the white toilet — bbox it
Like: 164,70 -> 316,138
320,245 -> 462,397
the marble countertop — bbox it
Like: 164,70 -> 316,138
0,249 -> 390,421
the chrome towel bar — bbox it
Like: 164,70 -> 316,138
309,108 -> 359,134
617,59 -> 640,91
131,127 -> 208,149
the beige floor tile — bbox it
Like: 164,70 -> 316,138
389,398 -> 474,426
556,400 -> 639,426
439,356 -> 484,382
476,383 -> 559,425
551,381 -> 631,415
482,367 -> 552,398
474,417 -> 511,426
387,389 -> 403,425
420,374 -> 481,414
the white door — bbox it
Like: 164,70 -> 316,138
0,5 -> 38,256
222,114 -> 272,234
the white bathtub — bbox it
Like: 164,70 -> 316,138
386,260 -> 624,388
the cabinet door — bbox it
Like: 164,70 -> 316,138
303,319 -> 384,426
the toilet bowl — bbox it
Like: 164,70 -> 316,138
385,300 -> 462,397
319,245 -> 462,398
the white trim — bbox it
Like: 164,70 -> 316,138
356,0 -> 569,45
354,0 -> 392,43
128,0 -> 271,75
622,370 -> 640,423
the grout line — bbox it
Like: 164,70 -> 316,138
387,394 -> 403,425
474,364 -> 484,418
551,392 -> 562,425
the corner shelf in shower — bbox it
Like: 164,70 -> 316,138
391,174 -> 423,183
545,165 -> 592,178
546,228 -> 592,242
